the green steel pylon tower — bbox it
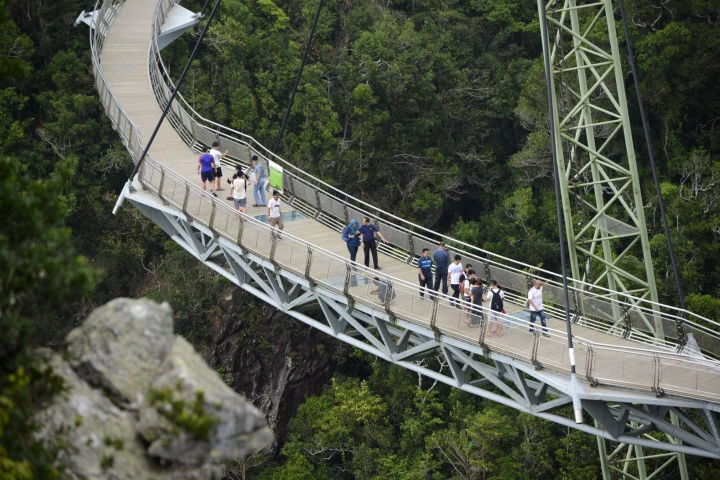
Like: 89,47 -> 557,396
536,1 -> 687,478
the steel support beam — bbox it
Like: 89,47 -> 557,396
121,190 -> 720,462
538,1 -> 685,476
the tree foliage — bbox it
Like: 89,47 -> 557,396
3,0 -> 720,477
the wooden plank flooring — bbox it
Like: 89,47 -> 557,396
100,0 -> 720,402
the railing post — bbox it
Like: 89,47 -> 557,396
483,261 -> 492,283
269,235 -> 278,264
384,279 -> 396,324
622,304 -> 631,339
585,345 -> 598,386
182,183 -> 190,215
343,263 -> 355,310
285,174 -> 295,200
407,233 -> 415,257
304,246 -> 315,288
653,354 -> 664,397
478,308 -> 490,352
430,296 -> 439,330
530,330 -> 542,369
573,289 -> 582,318
343,204 -> 349,223
236,217 -> 244,246
314,189 -> 322,212
208,200 -> 216,230
157,168 -> 166,203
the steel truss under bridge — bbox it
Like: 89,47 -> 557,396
83,0 -> 720,476
127,186 -> 720,465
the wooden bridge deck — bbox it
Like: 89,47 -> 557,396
100,0 -> 720,403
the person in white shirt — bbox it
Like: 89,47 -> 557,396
447,255 -> 464,309
232,172 -> 248,213
267,190 -> 284,239
210,140 -> 229,192
528,279 -> 548,336
484,280 -> 504,337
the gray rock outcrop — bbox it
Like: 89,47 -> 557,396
36,298 -> 273,480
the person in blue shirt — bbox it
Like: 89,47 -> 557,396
196,145 -> 217,197
342,219 -> 362,268
359,217 -> 388,270
417,248 -> 433,298
432,241 -> 450,295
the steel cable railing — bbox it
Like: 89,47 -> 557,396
89,0 -> 720,403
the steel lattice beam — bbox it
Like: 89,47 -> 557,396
538,1 -> 687,477
124,190 -> 720,461
539,0 -> 663,341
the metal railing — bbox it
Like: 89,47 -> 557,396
137,151 -> 720,403
89,0 -> 720,403
140,0 -> 720,361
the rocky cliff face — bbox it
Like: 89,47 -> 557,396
35,298 -> 273,480
204,287 -> 358,445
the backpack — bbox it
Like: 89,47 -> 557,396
490,289 -> 504,312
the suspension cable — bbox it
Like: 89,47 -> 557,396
200,0 -> 212,16
618,0 -> 687,344
538,2 -> 582,417
272,0 -> 325,153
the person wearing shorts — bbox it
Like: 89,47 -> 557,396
232,172 -> 248,213
197,146 -> 216,197
210,140 -> 229,192
268,190 -> 284,239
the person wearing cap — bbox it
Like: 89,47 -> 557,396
267,190 -> 284,239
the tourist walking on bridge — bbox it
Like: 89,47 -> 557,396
197,146 -> 217,197
252,155 -> 268,207
528,279 -> 548,337
359,217 -> 388,270
342,219 -> 361,268
417,248 -> 433,298
432,241 -> 449,295
267,190 -> 284,239
448,255 -> 464,308
210,140 -> 229,193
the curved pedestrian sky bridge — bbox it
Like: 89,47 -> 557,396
89,0 -> 720,460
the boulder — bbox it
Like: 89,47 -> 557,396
36,298 -> 273,480
66,298 -> 175,407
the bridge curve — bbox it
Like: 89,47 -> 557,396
90,0 -> 720,458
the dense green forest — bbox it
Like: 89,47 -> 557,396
2,0 -> 720,478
